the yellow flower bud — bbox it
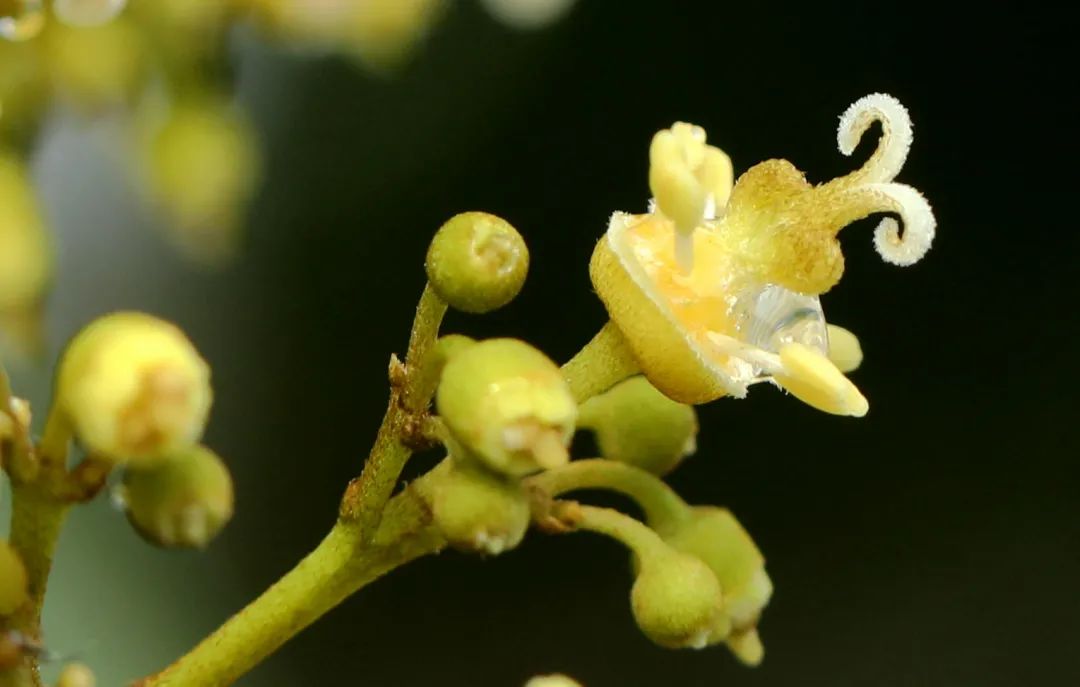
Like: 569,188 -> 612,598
656,507 -> 772,642
631,548 -> 724,649
0,540 -> 29,615
524,675 -> 582,687
120,445 -> 234,549
41,16 -> 144,112
53,0 -> 127,27
144,98 -> 260,265
0,151 -> 52,350
480,0 -> 577,30
349,0 -> 445,69
55,661 -> 96,687
577,376 -> 697,476
252,0 -> 443,69
437,338 -> 575,477
55,312 -> 212,464
426,212 -> 529,314
0,0 -> 45,41
429,462 -> 529,555
0,396 -> 31,441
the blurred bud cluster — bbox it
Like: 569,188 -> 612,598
0,0 -> 578,356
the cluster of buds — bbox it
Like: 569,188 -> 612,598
49,311 -> 234,548
414,92 -> 933,667
0,0 -> 581,358
1,312 -> 231,682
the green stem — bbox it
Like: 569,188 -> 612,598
139,485 -> 445,687
569,503 -> 669,560
3,484 -> 72,687
561,322 -> 639,404
403,284 -> 449,412
341,284 -> 446,531
527,459 -> 691,529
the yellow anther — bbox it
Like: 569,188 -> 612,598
774,342 -> 868,417
648,122 -> 732,272
826,324 -> 863,373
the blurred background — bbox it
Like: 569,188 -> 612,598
2,1 -> 1077,685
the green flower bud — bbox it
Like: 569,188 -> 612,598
0,151 -> 52,354
425,212 -> 528,314
430,463 -> 529,555
0,540 -> 29,615
437,338 -> 575,477
55,661 -> 96,687
658,507 -> 772,641
121,446 -> 234,549
631,548 -> 724,649
578,376 -> 698,476
55,312 -> 212,465
145,97 -> 260,265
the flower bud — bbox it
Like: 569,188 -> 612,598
524,675 -> 582,687
55,312 -> 212,465
480,0 -> 577,30
0,0 -> 45,41
0,152 -> 52,353
657,507 -> 772,640
631,548 -> 724,649
54,0 -> 127,27
437,338 -> 575,477
0,540 -> 29,615
429,463 -> 529,555
120,445 -> 234,549
577,376 -> 697,476
426,212 -> 528,314
42,17 -> 144,112
144,98 -> 260,265
56,662 -> 96,687
0,396 -> 31,441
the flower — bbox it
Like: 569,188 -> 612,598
590,94 -> 935,413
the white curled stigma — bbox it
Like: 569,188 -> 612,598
837,93 -> 913,185
831,94 -> 934,266
864,182 -> 935,266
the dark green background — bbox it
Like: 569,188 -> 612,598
8,1 -> 1077,685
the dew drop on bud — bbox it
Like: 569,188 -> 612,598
53,0 -> 127,27
0,0 -> 45,42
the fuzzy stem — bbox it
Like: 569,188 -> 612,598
561,322 -> 639,404
403,285 -> 449,412
139,484 -> 445,687
340,284 -> 446,531
527,459 -> 691,529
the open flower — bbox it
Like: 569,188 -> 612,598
591,94 -> 935,414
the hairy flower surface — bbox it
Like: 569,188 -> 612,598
592,94 -> 935,412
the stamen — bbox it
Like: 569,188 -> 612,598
773,342 -> 868,417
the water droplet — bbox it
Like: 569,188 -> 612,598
730,283 -> 828,354
53,0 -> 127,28
0,0 -> 45,41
